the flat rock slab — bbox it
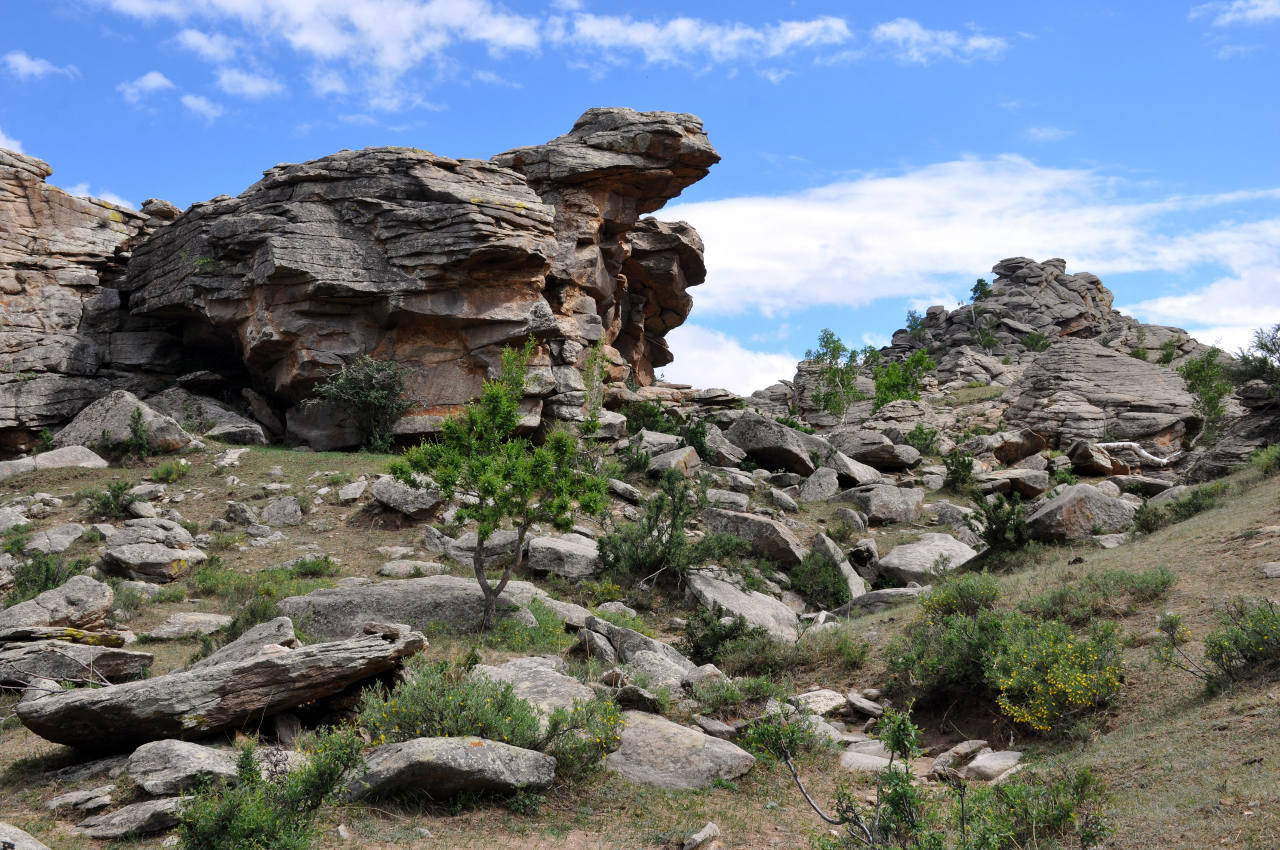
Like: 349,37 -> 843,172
146,612 -> 233,640
1026,483 -> 1137,542
279,575 -> 533,640
685,571 -> 799,641
877,534 -> 977,584
0,822 -> 54,850
0,446 -> 107,483
527,533 -> 600,578
964,750 -> 1023,781
607,711 -> 755,790
190,616 -> 298,670
25,523 -> 85,554
127,739 -> 238,795
471,656 -> 594,716
0,640 -> 152,686
840,749 -> 892,773
377,560 -> 445,578
702,508 -> 805,566
346,737 -> 555,799
16,626 -> 425,751
73,797 -> 185,839
0,575 -> 113,630
834,586 -> 927,616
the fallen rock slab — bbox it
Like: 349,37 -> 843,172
146,612 -> 233,640
127,739 -> 238,795
471,656 -> 595,716
371,476 -> 444,520
0,640 -> 152,686
0,575 -> 113,630
839,485 -> 925,525
1026,483 -> 1137,542
52,390 -> 193,455
877,534 -> 978,585
72,797 -> 185,839
0,446 -> 108,483
346,737 -> 555,799
16,625 -> 425,750
685,571 -> 799,641
607,710 -> 755,790
190,616 -> 299,670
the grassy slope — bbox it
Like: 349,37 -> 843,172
1,448 -> 1278,848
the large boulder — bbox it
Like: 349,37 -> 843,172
52,390 -> 193,454
126,739 -> 238,795
370,476 -> 444,520
838,485 -> 925,525
724,413 -> 817,475
278,575 -> 537,639
685,571 -> 800,640
346,737 -> 555,800
1026,483 -> 1138,542
702,508 -> 806,566
471,656 -> 595,715
877,534 -> 978,584
1003,338 -> 1199,450
101,518 -> 207,583
0,575 -> 113,630
144,387 -> 267,445
526,533 -> 600,578
607,710 -> 755,790
15,624 -> 425,750
828,430 -> 921,470
0,638 -> 152,686
125,109 -> 719,434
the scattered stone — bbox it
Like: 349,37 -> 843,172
608,478 -> 641,504
101,518 -> 207,583
724,412 -> 817,475
793,689 -> 847,717
683,822 -> 721,850
840,749 -> 892,773
768,487 -> 799,512
46,785 -> 114,814
145,387 -> 267,445
0,640 -> 152,686
1259,562 -> 1280,579
346,737 -> 555,800
877,534 -> 977,585
685,571 -> 799,641
846,691 -> 884,718
596,601 -> 637,618
262,496 -> 303,527
370,476 -> 443,520
833,586 -> 927,616
23,522 -> 85,554
607,710 -> 755,790
146,612 -> 233,640
797,467 -> 841,503
377,560 -> 445,578
706,488 -> 749,510
126,739 -> 238,795
337,480 -> 368,503
73,797 -> 185,839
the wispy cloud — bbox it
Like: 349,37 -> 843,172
181,93 -> 224,120
4,50 -> 79,79
175,28 -> 238,61
309,69 -> 348,96
657,155 -> 1280,356
118,70 -> 176,103
0,125 -> 23,153
661,324 -> 798,394
1191,0 -> 1280,26
872,18 -> 1008,64
1025,126 -> 1072,142
472,69 -> 522,87
216,67 -> 285,98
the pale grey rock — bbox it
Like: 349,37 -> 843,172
683,822 -> 721,850
0,640 -> 152,686
702,508 -> 805,566
446,529 -> 525,567
471,656 -> 594,715
724,412 -> 816,475
0,822 -> 54,850
798,467 -> 841,503
527,533 -> 600,578
24,522 -> 85,554
607,478 -> 641,504
768,487 -> 799,512
346,737 -> 555,800
608,710 -> 755,790
101,518 -> 207,582
793,688 -> 846,717
0,507 -> 26,532
846,692 -> 884,718
46,785 -> 114,814
1259,562 -> 1280,579
0,446 -> 108,482
370,476 -> 443,520
126,739 -> 237,795
840,749 -> 892,773
705,488 -> 749,510
839,485 -> 925,525
685,571 -> 799,641
878,534 -> 978,585
0,574 -> 113,630
377,560 -> 444,578
261,496 -> 302,527
810,533 -> 868,600
145,387 -> 267,445
632,429 -> 681,455
190,616 -> 299,670
146,612 -> 233,640
337,480 -> 368,503
73,797 -> 185,838
964,750 -> 1023,781
1026,483 -> 1137,542
976,468 -> 1051,498
833,586 -> 928,616
647,446 -> 701,477
53,391 -> 193,454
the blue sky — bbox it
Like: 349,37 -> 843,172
3,0 -> 1278,393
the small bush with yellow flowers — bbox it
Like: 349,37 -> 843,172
987,616 -> 1123,734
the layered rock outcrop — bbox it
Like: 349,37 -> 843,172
0,149 -> 180,452
124,108 -> 717,443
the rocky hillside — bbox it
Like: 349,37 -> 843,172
1,108 -> 717,453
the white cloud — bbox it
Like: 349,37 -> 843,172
1192,0 -> 1280,25
216,67 -> 285,98
175,28 -> 238,61
656,156 -> 1280,353
759,68 -> 793,84
64,182 -> 136,210
309,69 -> 348,95
551,13 -> 851,65
339,113 -> 377,125
472,69 -> 522,87
118,70 -> 176,103
4,50 -> 78,80
662,324 -> 799,394
872,18 -> 1008,64
0,126 -> 23,153
181,93 -> 224,120
1025,126 -> 1072,142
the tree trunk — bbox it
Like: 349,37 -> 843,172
474,540 -> 497,632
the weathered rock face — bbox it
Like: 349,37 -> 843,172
122,108 -> 717,443
0,149 -> 179,452
1002,338 -> 1199,450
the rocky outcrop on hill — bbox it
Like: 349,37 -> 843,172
0,149 -> 180,452
122,108 -> 717,445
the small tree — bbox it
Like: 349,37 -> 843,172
1231,323 -> 1280,400
1178,347 -> 1233,445
310,355 -> 411,453
971,278 -> 992,301
871,349 -> 936,411
392,340 -> 607,631
807,329 -> 869,424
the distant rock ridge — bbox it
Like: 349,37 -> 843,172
0,108 -> 719,451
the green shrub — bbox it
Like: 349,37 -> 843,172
871,349 -> 936,412
1179,347 -> 1233,444
622,400 -> 679,435
961,766 -> 1112,850
618,443 -> 650,474
481,598 -> 574,654
82,481 -> 138,519
1158,337 -> 1179,365
805,329 -> 870,425
591,607 -> 651,636
775,414 -> 815,434
5,553 -> 88,606
739,714 -> 824,762
176,728 -> 362,850
942,449 -> 974,493
1229,323 -> 1280,394
905,308 -> 925,342
1158,599 -> 1280,693
308,355 -> 411,453
357,653 -> 623,778
971,278 -> 992,301
1133,482 -> 1228,533
790,549 -> 852,611
1021,331 -> 1052,352
715,632 -> 804,678
920,572 -> 1001,619
692,675 -> 788,716
1,523 -> 31,556
208,531 -> 243,551
109,406 -> 153,459
681,418 -> 710,456
800,625 -> 870,673
886,608 -> 1006,705
599,471 -> 748,586
1052,467 -> 1078,485
1128,346 -> 1149,361
151,458 -> 190,483
902,423 -> 939,455
987,617 -> 1124,734
1250,443 -> 1280,476
288,555 -> 340,578
187,557 -> 335,608
968,493 -> 1029,554
1019,567 -> 1175,626
680,604 -> 768,666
